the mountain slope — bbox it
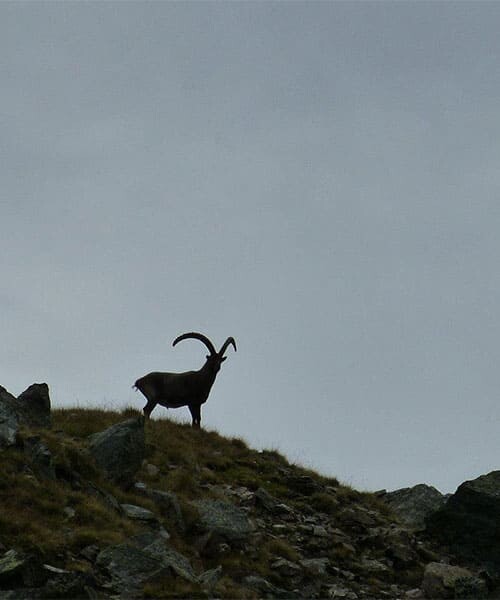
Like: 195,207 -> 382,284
0,385 -> 494,599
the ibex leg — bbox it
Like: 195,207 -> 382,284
143,400 -> 157,419
188,404 -> 201,429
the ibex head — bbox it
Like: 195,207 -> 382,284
173,332 -> 237,374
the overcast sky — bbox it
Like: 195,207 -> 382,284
1,1 -> 499,493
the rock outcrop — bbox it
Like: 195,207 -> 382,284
14,383 -> 52,429
24,435 -> 56,480
0,389 -> 19,448
421,562 -> 488,599
96,541 -> 171,595
0,383 -> 51,447
193,498 -> 253,544
426,470 -> 500,577
88,416 -> 145,487
379,483 -> 448,529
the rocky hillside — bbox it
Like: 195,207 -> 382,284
0,383 -> 498,599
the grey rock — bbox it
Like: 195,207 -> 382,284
145,541 -> 196,583
63,507 -> 76,520
0,384 -> 51,446
199,565 -> 222,589
96,543 -> 170,594
284,474 -> 321,496
275,502 -> 296,518
421,562 -> 487,599
341,506 -> 379,528
325,584 -> 358,599
255,487 -> 281,512
0,550 -> 27,586
14,384 -> 51,429
80,545 -> 100,562
243,575 -> 299,599
300,557 -> 330,576
42,564 -> 70,575
0,590 -> 42,600
335,542 -> 356,558
270,558 -> 302,577
255,487 -> 295,517
0,550 -> 44,588
148,489 -> 185,531
386,540 -> 418,568
426,470 -> 500,574
0,387 -> 16,406
382,483 -> 447,529
133,481 -> 147,493
229,485 -> 255,504
384,528 -> 419,568
129,532 -> 197,583
193,499 -> 253,543
133,482 -> 184,530
42,570 -> 97,599
359,558 -> 390,575
24,436 -> 55,480
404,589 -> 425,599
0,387 -> 19,448
145,463 -> 159,477
88,417 -> 145,487
121,504 -> 158,523
313,525 -> 328,538
85,481 -> 122,514
219,542 -> 231,553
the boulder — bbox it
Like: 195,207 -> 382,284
284,474 -> 321,496
134,484 -> 185,531
0,389 -> 19,448
85,481 -> 123,514
0,550 -> 44,588
243,575 -> 299,599
41,569 -> 97,599
199,565 -> 222,589
14,384 -> 51,429
24,436 -> 55,480
96,543 -> 170,594
381,484 -> 447,529
270,558 -> 302,577
255,487 -> 292,515
426,471 -> 500,574
133,534 -> 197,583
88,417 -> 145,487
80,545 -> 100,563
0,383 -> 51,447
99,532 -> 198,588
384,528 -> 419,568
325,584 -> 359,599
421,562 -> 487,599
192,499 -> 253,543
148,489 -> 184,531
121,504 -> 158,525
0,550 -> 29,586
300,557 -> 330,576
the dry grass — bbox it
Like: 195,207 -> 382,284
0,447 -> 139,561
264,537 -> 300,562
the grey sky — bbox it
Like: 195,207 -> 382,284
1,2 -> 499,493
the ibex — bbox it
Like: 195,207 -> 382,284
134,332 -> 237,428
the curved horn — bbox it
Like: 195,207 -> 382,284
219,337 -> 237,357
172,332 -> 217,355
